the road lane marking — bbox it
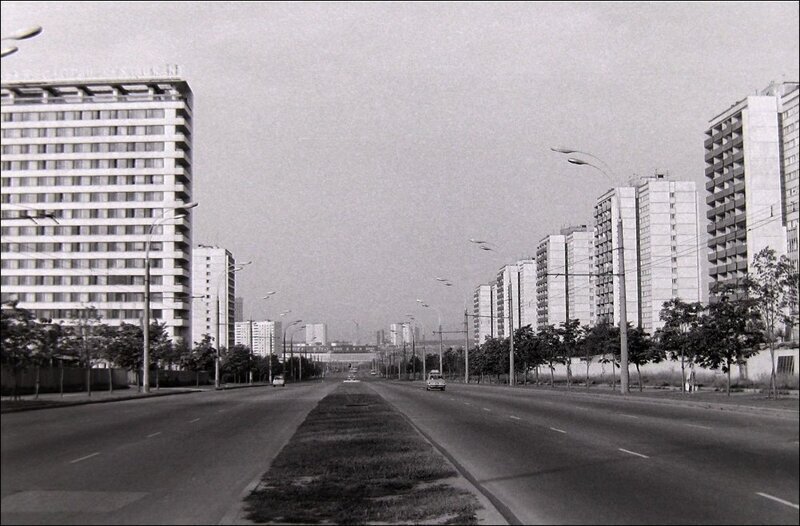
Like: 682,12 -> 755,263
147,432 -> 162,438
509,416 -> 521,420
685,423 -> 712,430
756,492 -> 799,509
464,402 -> 472,406
549,427 -> 567,434
69,452 -> 100,464
620,414 -> 639,419
482,407 -> 491,412
618,448 -> 649,459
189,418 -> 200,423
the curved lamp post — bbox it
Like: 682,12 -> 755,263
143,201 -> 197,394
1,25 -> 42,58
417,299 -> 443,375
281,319 -> 303,382
553,147 -> 629,395
214,261 -> 251,388
252,291 -> 277,384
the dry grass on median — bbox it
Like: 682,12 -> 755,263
244,383 -> 480,524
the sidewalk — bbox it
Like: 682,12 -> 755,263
0,382 -> 269,414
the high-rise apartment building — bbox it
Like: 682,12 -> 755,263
705,82 -> 794,300
777,83 -> 799,271
191,245 -> 236,348
235,320 -> 281,358
564,226 -> 595,327
1,76 -> 194,342
594,187 -> 640,327
306,323 -> 327,345
517,258 -> 537,331
638,176 -> 701,332
495,264 -> 519,338
234,296 -> 244,323
473,283 -> 494,345
536,234 -> 567,327
389,322 -> 410,345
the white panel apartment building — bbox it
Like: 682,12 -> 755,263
473,283 -> 494,345
234,320 -> 281,358
536,234 -> 567,327
594,187 -> 640,327
564,226 -> 595,327
638,176 -> 701,332
517,258 -> 537,330
777,83 -> 799,271
495,264 -> 519,338
191,245 -> 236,349
1,77 -> 194,342
306,323 -> 328,345
705,83 -> 793,300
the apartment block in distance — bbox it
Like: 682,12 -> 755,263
536,233 -> 567,327
306,323 -> 328,345
705,82 -> 795,300
473,283 -> 494,345
191,245 -> 236,349
1,76 -> 194,342
234,320 -> 281,358
563,225 -> 595,327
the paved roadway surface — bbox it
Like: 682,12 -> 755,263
369,379 -> 800,525
1,381 -> 336,525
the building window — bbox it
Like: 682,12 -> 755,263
777,356 -> 795,375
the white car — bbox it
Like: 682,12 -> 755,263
272,375 -> 285,387
426,370 -> 446,391
344,375 -> 360,383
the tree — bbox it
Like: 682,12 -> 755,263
582,323 -> 615,389
746,248 -> 800,400
557,319 -> 584,390
657,298 -> 704,392
223,344 -> 253,383
537,325 -> 562,387
698,290 -> 764,396
626,325 -> 659,392
111,323 -> 144,388
1,301 -> 37,399
148,322 -> 173,389
515,325 -> 543,385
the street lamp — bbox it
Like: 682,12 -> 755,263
143,201 -> 197,394
417,299 -> 443,376
553,147 -> 630,395
434,276 -> 472,384
249,291 -> 277,384
1,25 -> 42,58
213,261 -> 251,389
282,319 -> 303,382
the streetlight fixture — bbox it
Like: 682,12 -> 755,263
281,319 -> 303,382
249,291 -> 278,384
553,147 -> 629,395
214,261 -> 251,389
1,25 -> 42,58
143,202 -> 197,394
417,299 -> 443,376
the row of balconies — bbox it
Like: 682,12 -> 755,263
705,134 -> 743,159
706,196 -> 746,219
707,243 -> 748,262
706,212 -> 746,233
704,150 -> 744,177
704,119 -> 743,147
709,259 -> 748,276
707,227 -> 747,249
705,166 -> 744,192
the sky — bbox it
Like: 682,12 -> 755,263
2,1 -> 799,342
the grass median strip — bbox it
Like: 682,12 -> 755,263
244,383 -> 481,524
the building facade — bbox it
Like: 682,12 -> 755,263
305,323 -> 328,345
495,264 -> 519,338
777,83 -> 799,272
191,245 -> 236,348
517,258 -> 537,331
473,283 -> 494,345
536,234 -> 567,327
235,320 -> 281,358
564,226 -> 595,327
1,77 -> 194,342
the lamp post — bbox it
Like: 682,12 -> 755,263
143,202 -> 197,394
282,319 -> 303,382
434,277 -> 471,384
1,25 -> 42,58
553,148 -> 629,395
405,314 -> 419,380
417,299 -> 442,374
251,291 -> 277,384
213,261 -> 251,389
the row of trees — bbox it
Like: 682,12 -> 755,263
1,304 -> 319,398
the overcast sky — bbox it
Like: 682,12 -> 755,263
2,1 -> 798,341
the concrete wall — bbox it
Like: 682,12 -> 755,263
1,366 -> 129,396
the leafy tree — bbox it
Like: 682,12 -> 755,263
626,325 -> 659,392
223,344 -> 253,383
1,301 -> 37,399
746,248 -> 800,399
515,325 -> 543,385
698,290 -> 764,396
582,323 -> 615,389
657,298 -> 704,393
557,319 -> 584,390
181,334 -> 215,386
536,325 -> 562,387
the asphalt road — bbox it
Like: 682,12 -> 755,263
369,379 -> 800,525
1,381 -> 337,525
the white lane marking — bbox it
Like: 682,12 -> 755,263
685,423 -> 712,430
69,452 -> 100,464
189,418 -> 200,423
147,432 -> 162,438
482,407 -> 491,412
464,402 -> 472,406
619,448 -> 649,459
756,492 -> 799,509
620,414 -> 639,419
510,416 -> 521,420
549,427 -> 567,434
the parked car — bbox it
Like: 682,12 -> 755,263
344,375 -> 360,383
426,370 -> 446,391
272,375 -> 285,387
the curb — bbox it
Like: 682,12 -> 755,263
368,383 -> 517,526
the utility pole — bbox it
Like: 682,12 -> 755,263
464,308 -> 470,384
508,293 -> 515,387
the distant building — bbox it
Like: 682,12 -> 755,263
536,234 -> 567,327
563,225 -> 595,327
473,284 -> 494,344
495,264 -> 519,338
234,296 -> 244,323
305,323 -> 327,345
235,320 -> 281,358
191,245 -> 236,348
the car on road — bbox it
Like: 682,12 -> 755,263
344,375 -> 360,383
426,370 -> 446,391
272,375 -> 285,387
370,370 -> 377,376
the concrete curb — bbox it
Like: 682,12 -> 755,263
369,383 -> 516,526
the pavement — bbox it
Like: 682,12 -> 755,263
0,382 -> 270,413
3,379 -> 797,419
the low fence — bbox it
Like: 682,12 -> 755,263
1,366 -> 211,396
